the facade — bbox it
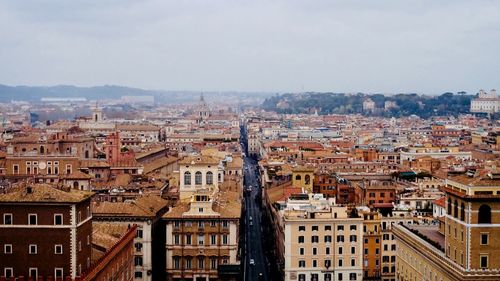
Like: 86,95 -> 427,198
178,156 -> 222,200
163,188 -> 241,281
282,195 -> 364,281
0,184 -> 93,280
92,195 -> 169,281
394,171 -> 500,280
470,89 -> 500,114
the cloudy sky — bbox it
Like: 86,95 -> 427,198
0,1 -> 499,94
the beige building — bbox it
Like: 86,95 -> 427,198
178,156 -> 222,200
394,171 -> 500,280
282,194 -> 364,281
163,185 -> 241,281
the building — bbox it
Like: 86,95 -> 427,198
178,156 -> 222,200
361,210 -> 382,280
363,98 -> 376,113
0,184 -> 93,280
394,170 -> 500,280
82,224 -> 136,281
92,195 -> 169,281
282,194 -> 364,281
163,187 -> 241,281
470,89 -> 500,114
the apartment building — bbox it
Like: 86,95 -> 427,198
0,184 -> 93,280
282,194 -> 363,281
178,156 -> 222,200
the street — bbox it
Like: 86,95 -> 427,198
242,156 -> 269,281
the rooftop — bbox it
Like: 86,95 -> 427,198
0,184 -> 93,203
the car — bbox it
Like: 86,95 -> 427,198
249,259 -> 255,265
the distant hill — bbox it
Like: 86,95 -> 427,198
262,92 -> 475,118
0,84 -> 273,104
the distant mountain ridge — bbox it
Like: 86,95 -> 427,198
0,84 -> 272,104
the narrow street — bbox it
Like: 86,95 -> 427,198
240,124 -> 270,281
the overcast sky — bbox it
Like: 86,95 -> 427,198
0,1 -> 499,94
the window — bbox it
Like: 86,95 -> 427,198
54,214 -> 63,225
312,225 -> 319,231
339,247 -> 343,254
66,164 -> 72,175
29,268 -> 38,279
338,259 -> 343,267
13,164 -> 19,174
29,214 -> 37,225
481,233 -> 489,245
298,236 -> 305,243
55,244 -> 63,254
78,211 -> 82,223
206,171 -> 213,185
454,200 -> 458,218
350,225 -> 357,231
211,234 -> 217,245
174,221 -> 180,228
300,248 -> 305,255
174,234 -> 180,245
135,242 -> 143,252
55,268 -> 63,279
478,205 -> 491,224
29,244 -> 37,254
326,247 -> 330,255
299,274 -> 306,281
186,234 -> 192,245
460,203 -> 465,221
480,255 -> 488,268
198,221 -> 204,228
337,235 -> 344,242
135,256 -> 143,266
349,273 -> 357,280
4,244 -> 12,254
312,248 -> 317,255
311,273 -> 318,281
135,271 -> 143,278
338,273 -> 343,281
222,234 -> 228,245
350,235 -> 357,242
325,235 -> 332,243
173,257 -> 180,269
351,258 -> 356,266
136,229 -> 143,238
184,171 -> 191,185
4,268 -> 13,278
299,225 -> 305,231
222,220 -> 229,228
338,225 -> 344,231
198,208 -> 204,213
198,257 -> 204,269
186,258 -> 192,269
325,225 -> 332,231
211,258 -> 217,269
311,235 -> 319,243
351,246 -> 356,254
198,235 -> 204,245
299,260 -> 305,267
195,171 -> 202,185
3,213 -> 12,225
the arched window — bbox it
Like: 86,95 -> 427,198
195,171 -> 202,185
478,205 -> 491,224
295,175 -> 302,181
454,200 -> 458,218
85,150 -> 90,158
73,181 -> 79,189
206,171 -> 213,185
305,175 -> 311,185
460,203 -> 465,221
447,198 -> 452,215
184,171 -> 191,186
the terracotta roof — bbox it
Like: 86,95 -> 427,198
116,124 -> 159,131
93,194 -> 168,218
0,184 -> 93,203
92,223 -> 129,250
433,196 -> 446,207
143,156 -> 179,174
179,155 -> 219,166
267,184 -> 302,202
80,160 -> 111,168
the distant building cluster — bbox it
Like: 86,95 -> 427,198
0,90 -> 498,281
